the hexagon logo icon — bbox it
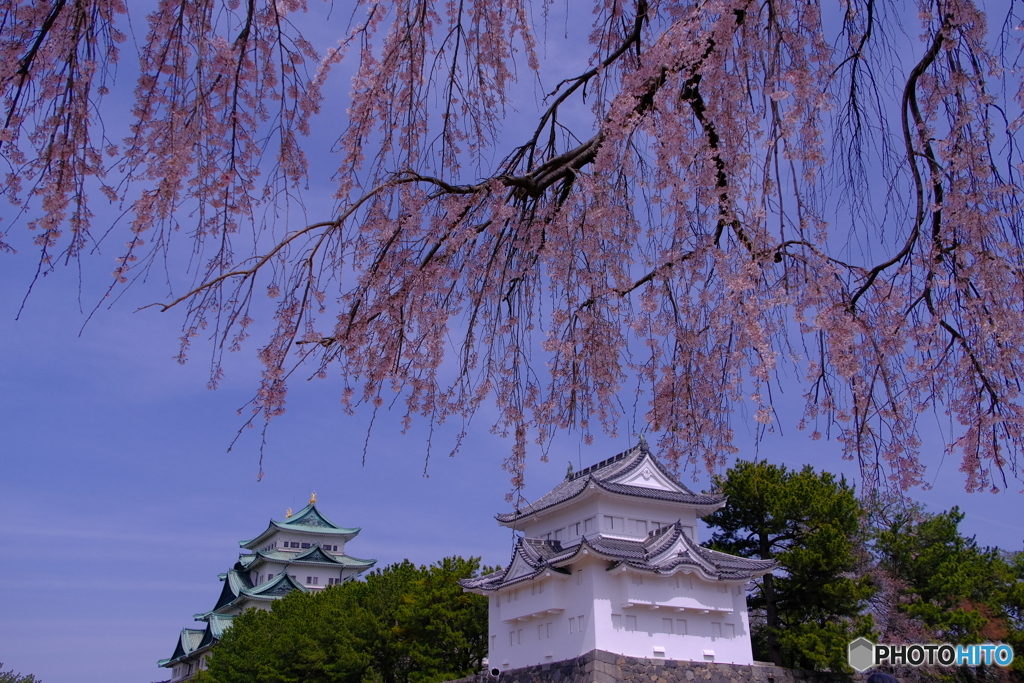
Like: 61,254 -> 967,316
848,637 -> 876,672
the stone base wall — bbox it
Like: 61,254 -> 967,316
446,650 -> 861,683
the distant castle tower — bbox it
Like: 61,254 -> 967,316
460,441 -> 774,672
158,499 -> 376,681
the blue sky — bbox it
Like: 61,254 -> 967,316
2,2 -> 1022,681
1,245 -> 1020,683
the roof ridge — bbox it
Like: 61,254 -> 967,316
569,443 -> 640,480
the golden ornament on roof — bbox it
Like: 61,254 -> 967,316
309,491 -> 317,504
285,507 -> 293,518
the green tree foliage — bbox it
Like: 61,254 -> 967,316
0,664 -> 40,683
195,557 -> 490,683
705,460 -> 875,671
871,505 -> 1024,676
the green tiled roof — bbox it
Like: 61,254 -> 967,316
242,570 -> 305,599
245,544 -> 376,570
239,503 -> 361,549
163,628 -> 205,665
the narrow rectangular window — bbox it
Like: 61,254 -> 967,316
724,623 -> 735,638
712,622 -> 722,637
578,615 -> 585,631
509,631 -> 514,646
612,614 -> 622,630
554,528 -> 563,540
268,573 -> 274,580
576,569 -> 583,585
568,617 -> 576,633
663,618 -> 674,634
538,624 -> 544,640
546,622 -> 552,638
517,629 -> 522,644
676,619 -> 687,635
603,515 -> 614,529
625,615 -> 637,632
491,635 -> 496,650
584,517 -> 595,533
537,580 -> 543,594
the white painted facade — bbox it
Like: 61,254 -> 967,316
462,443 -> 774,672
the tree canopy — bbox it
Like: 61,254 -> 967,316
705,460 -> 875,670
194,557 -> 490,683
869,503 -> 1024,674
3,0 -> 1024,491
0,664 -> 40,683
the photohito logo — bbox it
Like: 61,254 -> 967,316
847,638 -> 1015,672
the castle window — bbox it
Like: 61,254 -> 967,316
612,614 -> 622,629
711,622 -> 722,637
676,619 -> 687,635
625,615 -> 637,631
663,618 -> 674,634
301,542 -> 311,549
584,517 -> 595,534
724,623 -> 735,638
290,542 -> 299,548
632,519 -> 648,535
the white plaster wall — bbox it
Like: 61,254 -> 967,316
593,567 -> 754,664
517,492 -> 701,543
488,558 -> 755,670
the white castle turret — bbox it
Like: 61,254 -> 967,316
460,441 -> 774,672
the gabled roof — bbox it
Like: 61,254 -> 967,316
210,568 -> 253,613
240,503 -> 361,549
243,544 -> 376,571
459,522 -> 774,592
197,614 -> 236,650
164,627 -> 206,664
495,441 -> 725,525
241,571 -> 305,600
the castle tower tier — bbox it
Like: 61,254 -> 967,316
460,441 -> 774,672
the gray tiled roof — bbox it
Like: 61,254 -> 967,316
459,522 -> 775,592
495,442 -> 724,524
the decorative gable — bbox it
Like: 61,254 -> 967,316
503,547 -> 539,583
608,453 -> 683,491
